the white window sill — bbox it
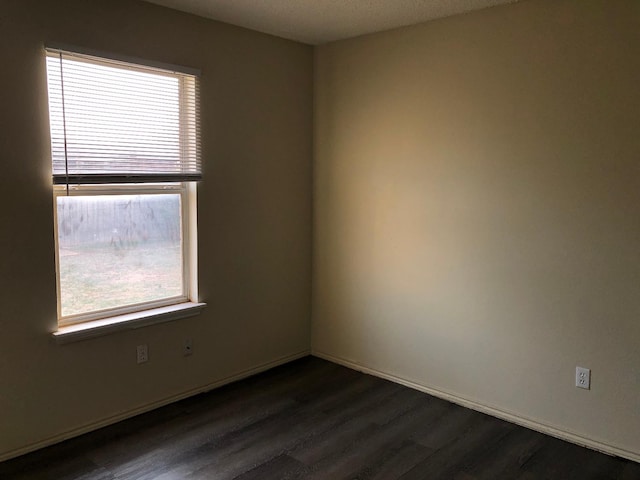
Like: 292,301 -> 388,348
52,302 -> 207,344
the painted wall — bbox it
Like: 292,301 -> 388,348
0,0 -> 312,459
313,0 -> 640,459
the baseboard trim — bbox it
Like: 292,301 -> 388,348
312,350 -> 640,464
0,349 -> 310,463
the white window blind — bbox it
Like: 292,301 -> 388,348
45,48 -> 201,184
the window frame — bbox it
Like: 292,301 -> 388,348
45,45 -> 202,330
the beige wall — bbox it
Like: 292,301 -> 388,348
313,0 -> 640,459
0,0 -> 312,458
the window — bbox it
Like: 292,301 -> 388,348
45,47 -> 202,330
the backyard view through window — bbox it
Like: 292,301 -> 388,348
46,47 -> 201,325
56,193 -> 183,317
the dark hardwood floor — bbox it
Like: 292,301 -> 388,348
1,357 -> 638,479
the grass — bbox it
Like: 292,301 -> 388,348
59,242 -> 182,317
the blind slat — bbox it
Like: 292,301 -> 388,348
46,48 -> 201,185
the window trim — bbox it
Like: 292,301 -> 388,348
45,46 -> 204,335
52,301 -> 207,344
46,42 -> 201,77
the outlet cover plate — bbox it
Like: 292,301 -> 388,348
137,344 -> 148,364
183,338 -> 193,356
576,366 -> 590,390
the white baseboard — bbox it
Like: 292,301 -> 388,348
312,350 -> 640,464
0,349 -> 310,463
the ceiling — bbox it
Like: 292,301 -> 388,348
143,0 -> 519,45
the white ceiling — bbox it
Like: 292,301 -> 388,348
143,0 -> 519,45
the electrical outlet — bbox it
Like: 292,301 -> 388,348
576,366 -> 590,390
137,344 -> 148,364
183,338 -> 193,356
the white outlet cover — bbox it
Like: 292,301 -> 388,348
576,366 -> 590,390
137,344 -> 148,364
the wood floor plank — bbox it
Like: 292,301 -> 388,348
621,461 -> 640,480
519,436 -> 621,480
229,454 -> 306,480
289,383 -> 431,465
457,426 -> 547,480
301,400 -> 459,480
398,414 -> 516,479
0,455 -> 111,480
104,395 -> 297,478
154,365 -> 396,478
353,439 -> 434,480
409,402 -> 478,449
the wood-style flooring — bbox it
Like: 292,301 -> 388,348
1,356 -> 638,479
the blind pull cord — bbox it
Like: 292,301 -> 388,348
58,52 -> 70,196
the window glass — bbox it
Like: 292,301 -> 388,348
56,193 -> 184,317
